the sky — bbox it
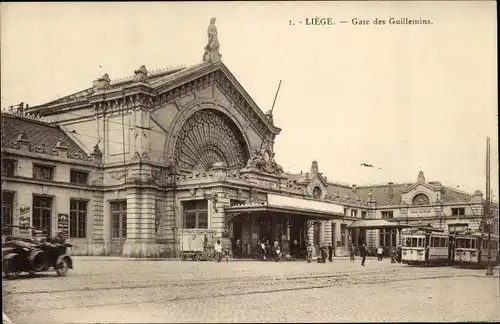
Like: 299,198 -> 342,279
1,1 -> 498,197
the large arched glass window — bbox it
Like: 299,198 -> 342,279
412,193 -> 430,205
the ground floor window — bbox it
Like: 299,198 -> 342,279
70,199 -> 87,238
379,229 -> 397,248
33,196 -> 53,236
2,192 -> 14,235
110,200 -> 127,239
182,200 -> 208,229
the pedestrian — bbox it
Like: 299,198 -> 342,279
350,245 -> 356,262
389,246 -> 396,263
273,241 -> 281,262
397,244 -> 402,263
306,241 -> 313,263
235,238 -> 242,259
291,239 -> 299,258
320,245 -> 328,263
360,243 -> 367,266
328,244 -> 333,262
377,246 -> 384,261
214,240 -> 223,263
260,241 -> 267,260
265,240 -> 272,259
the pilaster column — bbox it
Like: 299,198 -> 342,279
122,185 -> 160,258
91,190 -> 105,255
323,220 -> 332,246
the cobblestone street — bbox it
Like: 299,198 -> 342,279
3,257 -> 500,323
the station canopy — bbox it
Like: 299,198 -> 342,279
224,194 -> 344,220
348,219 -> 415,230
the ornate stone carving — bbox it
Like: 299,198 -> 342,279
109,170 -> 128,180
133,65 -> 149,83
203,17 -> 221,62
248,188 -> 262,204
94,74 -> 111,91
412,193 -> 430,205
174,109 -> 248,172
91,175 -> 104,185
155,200 -> 162,233
166,155 -> 180,175
245,141 -> 284,176
93,144 -> 102,156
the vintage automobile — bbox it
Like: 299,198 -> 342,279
2,228 -> 73,279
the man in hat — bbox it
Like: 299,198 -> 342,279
360,243 -> 367,266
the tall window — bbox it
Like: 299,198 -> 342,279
1,159 -> 16,177
340,224 -> 347,247
33,196 -> 53,236
379,229 -> 397,247
381,211 -> 394,219
182,200 -> 208,229
361,211 -> 367,219
451,208 -> 465,216
2,192 -> 14,236
70,199 -> 87,238
351,209 -> 358,218
70,170 -> 89,184
33,164 -> 54,181
111,201 -> 127,239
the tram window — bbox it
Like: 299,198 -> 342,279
456,239 -> 463,248
465,240 -> 471,249
418,238 -> 423,247
472,240 -> 476,249
441,238 -> 446,247
405,238 -> 411,247
412,238 -> 417,247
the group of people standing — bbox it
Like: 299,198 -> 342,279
350,243 -> 403,266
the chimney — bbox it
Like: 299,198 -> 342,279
310,161 -> 319,175
352,184 -> 357,192
388,182 -> 394,199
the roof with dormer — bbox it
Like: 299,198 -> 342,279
1,111 -> 92,162
284,165 -> 489,207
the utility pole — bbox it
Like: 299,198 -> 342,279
485,137 -> 493,276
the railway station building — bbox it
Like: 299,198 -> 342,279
2,20 -> 498,258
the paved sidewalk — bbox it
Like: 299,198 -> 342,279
72,255 -> 374,262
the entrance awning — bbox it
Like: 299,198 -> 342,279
224,194 -> 344,220
348,219 -> 414,230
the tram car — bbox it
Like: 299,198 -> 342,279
453,231 -> 499,268
401,227 -> 450,266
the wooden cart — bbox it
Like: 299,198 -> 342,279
180,232 -> 214,261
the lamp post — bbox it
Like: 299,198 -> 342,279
485,215 -> 493,276
484,137 -> 493,276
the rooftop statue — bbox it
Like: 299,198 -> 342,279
203,17 -> 221,62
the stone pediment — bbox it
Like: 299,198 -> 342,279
151,61 -> 281,139
400,181 -> 440,194
401,183 -> 443,205
310,172 -> 329,188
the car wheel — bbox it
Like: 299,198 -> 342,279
56,259 -> 69,277
195,254 -> 202,261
